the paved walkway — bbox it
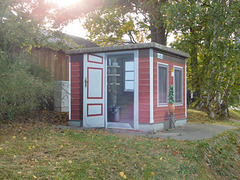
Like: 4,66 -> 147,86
108,124 -> 237,140
57,124 -> 237,141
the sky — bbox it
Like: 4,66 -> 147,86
50,0 -> 175,46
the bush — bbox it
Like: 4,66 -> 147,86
0,51 -> 54,120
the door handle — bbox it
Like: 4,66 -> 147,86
85,77 -> 88,87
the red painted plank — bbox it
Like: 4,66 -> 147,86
139,79 -> 150,85
139,86 -> 150,92
71,88 -> 81,93
139,73 -> 150,80
71,71 -> 81,77
71,93 -> 81,99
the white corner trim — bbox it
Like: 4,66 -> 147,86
69,56 -> 71,120
134,50 -> 139,130
185,59 -> 187,118
149,49 -> 154,123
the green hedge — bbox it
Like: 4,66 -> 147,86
0,52 -> 54,120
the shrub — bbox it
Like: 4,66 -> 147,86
0,51 -> 54,120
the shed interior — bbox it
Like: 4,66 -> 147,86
107,53 -> 134,128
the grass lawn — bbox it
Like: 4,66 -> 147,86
0,110 -> 239,179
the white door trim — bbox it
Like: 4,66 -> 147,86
69,56 -> 71,120
104,50 -> 139,130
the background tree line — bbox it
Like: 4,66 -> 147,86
70,0 -> 239,118
0,0 -> 239,119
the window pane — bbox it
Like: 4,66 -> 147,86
125,61 -> 134,71
125,61 -> 134,91
125,81 -> 134,90
175,69 -> 182,103
158,65 -> 168,104
125,72 -> 134,80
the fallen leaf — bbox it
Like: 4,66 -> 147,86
33,175 -> 37,179
119,172 -> 124,177
151,171 -> 155,175
23,137 -> 27,140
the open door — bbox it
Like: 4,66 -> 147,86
83,54 -> 105,128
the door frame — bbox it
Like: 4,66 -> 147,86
104,50 -> 139,130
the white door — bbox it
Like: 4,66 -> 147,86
83,54 -> 105,128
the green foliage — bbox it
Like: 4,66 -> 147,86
82,0 -> 169,46
0,0 -> 69,52
167,0 -> 240,117
168,85 -> 174,104
83,4 -> 150,46
0,52 -> 54,120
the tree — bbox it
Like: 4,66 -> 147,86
167,0 -> 240,118
55,0 -> 169,46
0,0 -> 69,52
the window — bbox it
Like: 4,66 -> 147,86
174,66 -> 183,104
125,60 -> 134,92
158,63 -> 168,105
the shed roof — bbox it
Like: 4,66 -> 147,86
65,42 -> 189,58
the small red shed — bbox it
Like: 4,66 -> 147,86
66,42 -> 189,132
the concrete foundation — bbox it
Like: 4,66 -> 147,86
139,119 -> 187,133
68,119 -> 187,133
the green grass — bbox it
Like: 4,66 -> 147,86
0,110 -> 240,179
187,109 -> 240,127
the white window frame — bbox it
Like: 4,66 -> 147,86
124,60 -> 134,92
157,62 -> 169,107
173,65 -> 183,106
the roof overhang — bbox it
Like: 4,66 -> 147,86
65,42 -> 189,58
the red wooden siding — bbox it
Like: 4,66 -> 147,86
138,49 -> 150,123
71,54 -> 83,121
153,52 -> 186,122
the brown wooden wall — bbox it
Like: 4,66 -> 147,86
31,48 -> 69,81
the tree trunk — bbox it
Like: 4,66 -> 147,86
150,19 -> 167,45
206,6 -> 218,119
189,26 -> 199,89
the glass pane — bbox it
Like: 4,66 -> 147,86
175,69 -> 182,103
125,61 -> 134,71
125,81 -> 134,90
158,66 -> 167,104
125,72 -> 134,80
